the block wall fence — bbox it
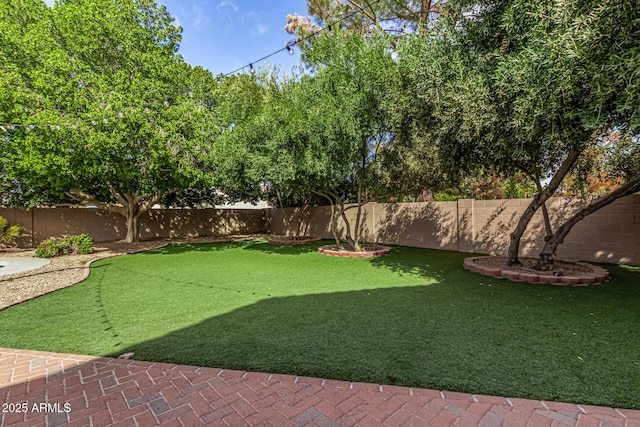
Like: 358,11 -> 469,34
0,207 -> 266,249
267,194 -> 640,266
1,194 -> 639,265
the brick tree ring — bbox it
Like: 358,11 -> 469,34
463,256 -> 610,286
317,244 -> 392,258
267,236 -> 323,245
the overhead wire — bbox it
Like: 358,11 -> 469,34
0,1 -> 383,131
222,0 -> 383,77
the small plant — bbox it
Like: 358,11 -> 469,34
36,234 -> 94,258
36,238 -> 66,258
0,215 -> 22,245
63,233 -> 94,255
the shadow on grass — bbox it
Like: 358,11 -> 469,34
112,263 -> 640,409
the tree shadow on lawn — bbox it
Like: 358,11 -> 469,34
114,265 -> 640,410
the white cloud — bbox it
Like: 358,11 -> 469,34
192,5 -> 210,30
254,23 -> 268,35
43,0 -> 55,6
241,11 -> 269,36
217,0 -> 238,12
215,0 -> 239,33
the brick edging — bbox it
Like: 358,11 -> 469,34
463,256 -> 610,286
317,244 -> 392,258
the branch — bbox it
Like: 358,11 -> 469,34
349,0 -> 378,24
108,184 -> 128,207
66,189 -> 125,216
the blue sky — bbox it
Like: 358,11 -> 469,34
44,0 -> 310,76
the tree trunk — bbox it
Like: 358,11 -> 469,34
534,175 -> 640,270
66,187 -> 161,244
123,195 -> 143,243
124,210 -> 139,243
317,192 -> 343,249
352,180 -> 364,252
336,198 -> 357,251
506,149 -> 581,266
535,178 -> 553,239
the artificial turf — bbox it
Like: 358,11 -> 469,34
1,239 -> 639,409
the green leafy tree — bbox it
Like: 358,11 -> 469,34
399,0 -> 639,266
295,31 -> 400,251
1,0 -> 219,242
286,0 -> 442,39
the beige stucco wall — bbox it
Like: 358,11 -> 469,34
3,195 -> 638,265
0,208 -> 266,247
269,195 -> 640,265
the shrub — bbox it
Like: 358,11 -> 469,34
63,233 -> 94,255
0,216 -> 22,245
36,238 -> 66,258
36,234 -> 94,258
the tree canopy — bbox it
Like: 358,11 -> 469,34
397,0 -> 640,265
1,0 -> 220,242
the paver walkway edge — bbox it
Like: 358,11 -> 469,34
1,348 -> 639,426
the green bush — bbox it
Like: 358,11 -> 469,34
63,233 -> 94,255
36,239 -> 67,258
0,215 -> 22,245
36,234 -> 94,258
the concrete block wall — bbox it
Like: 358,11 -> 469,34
270,195 -> 640,265
0,208 -> 267,247
2,194 -> 638,265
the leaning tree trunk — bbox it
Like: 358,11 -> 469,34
317,191 -> 344,250
333,192 -> 357,251
534,178 -> 553,240
507,149 -> 581,266
534,175 -> 640,270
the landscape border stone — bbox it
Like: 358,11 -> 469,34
464,256 -> 609,286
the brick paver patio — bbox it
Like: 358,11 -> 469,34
1,348 -> 638,426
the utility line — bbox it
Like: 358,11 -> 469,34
222,0 -> 383,76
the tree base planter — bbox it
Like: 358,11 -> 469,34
317,244 -> 392,258
267,236 -> 323,245
463,256 -> 609,286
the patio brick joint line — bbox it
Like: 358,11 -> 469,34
1,348 -> 639,426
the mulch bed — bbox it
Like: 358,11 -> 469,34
465,256 -> 609,286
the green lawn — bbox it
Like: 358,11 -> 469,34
1,240 -> 639,409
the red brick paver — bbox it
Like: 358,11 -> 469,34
1,348 -> 638,426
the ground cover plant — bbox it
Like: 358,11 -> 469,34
35,233 -> 94,258
0,240 -> 638,409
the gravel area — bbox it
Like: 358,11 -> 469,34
0,235 -> 268,311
